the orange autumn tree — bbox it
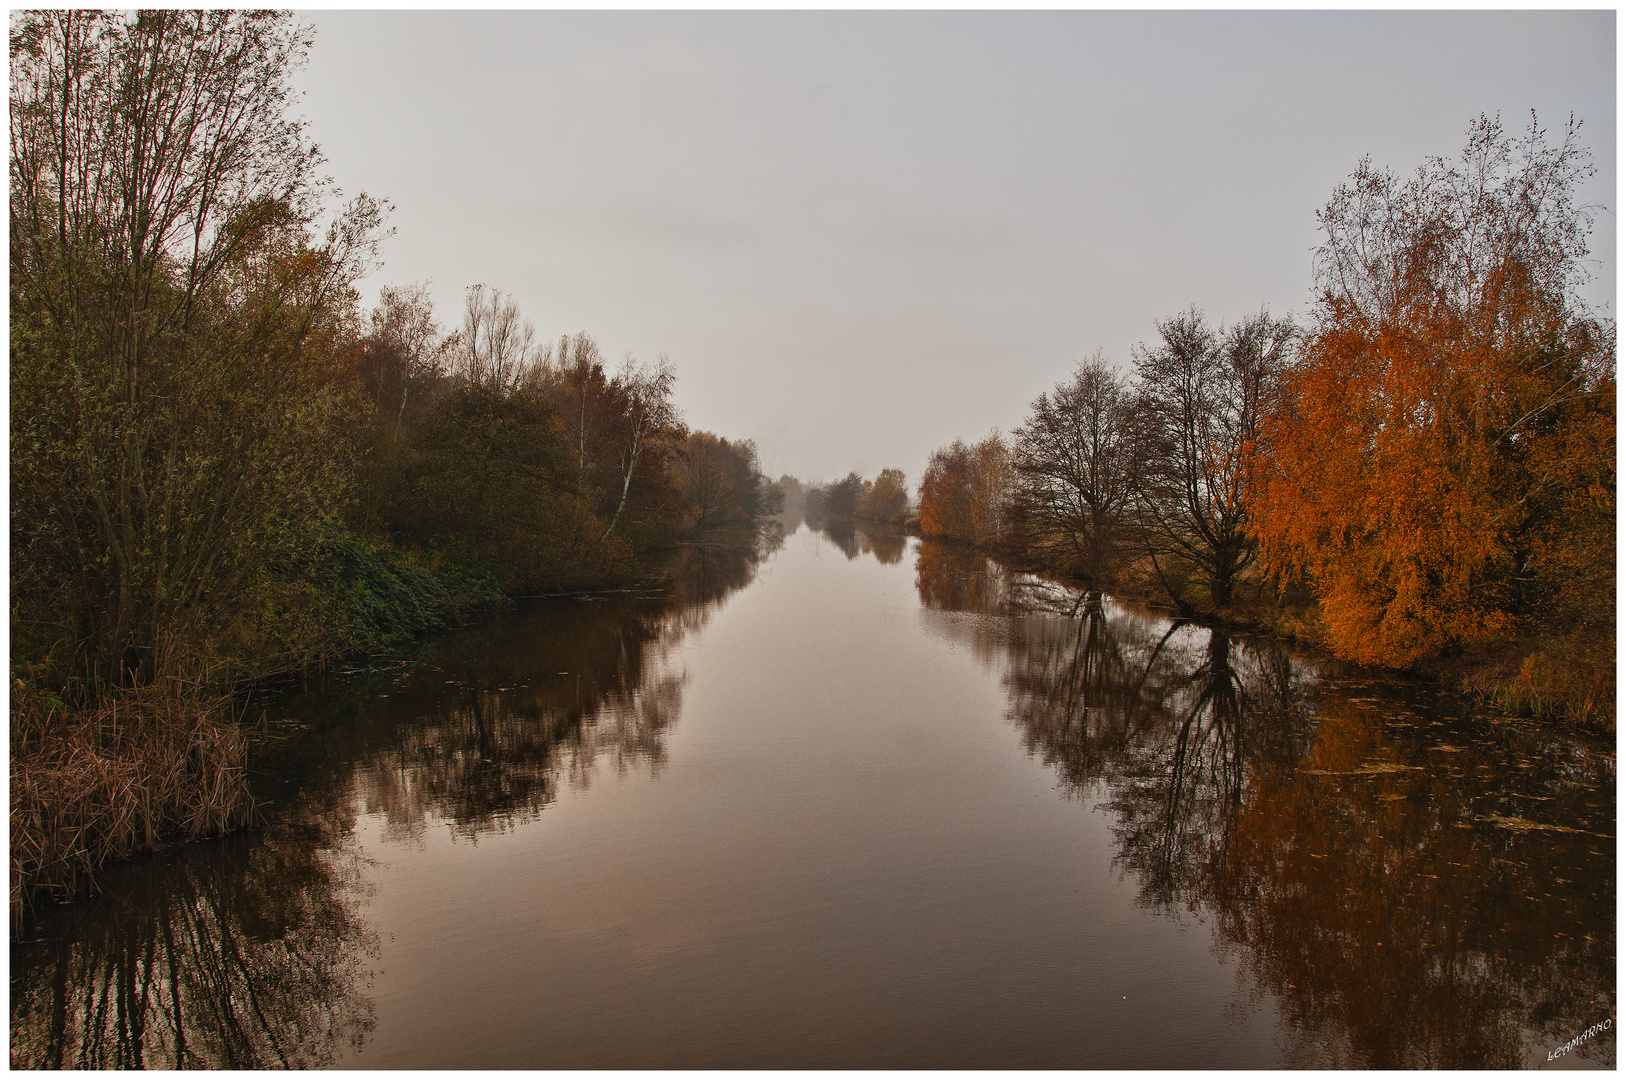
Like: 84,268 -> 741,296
917,433 -> 1014,545
1254,114 -> 1615,668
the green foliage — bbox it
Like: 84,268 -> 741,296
304,527 -> 503,655
10,10 -> 387,686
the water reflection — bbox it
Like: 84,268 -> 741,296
1214,696 -> 1616,1069
914,538 -> 1617,1069
10,528 -> 783,1068
263,524 -> 785,841
801,510 -> 905,564
9,791 -> 375,1069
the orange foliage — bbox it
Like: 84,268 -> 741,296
917,433 -> 1012,544
1254,116 -> 1614,667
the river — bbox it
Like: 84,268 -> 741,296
9,521 -> 1616,1068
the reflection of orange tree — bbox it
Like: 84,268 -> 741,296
10,790 -> 376,1069
858,524 -> 906,565
944,562 -> 1616,1069
914,541 -> 1012,616
1208,701 -> 1615,1068
930,549 -> 1612,1073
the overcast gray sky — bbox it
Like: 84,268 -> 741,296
292,10 -> 1615,485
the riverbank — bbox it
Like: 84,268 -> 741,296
13,520 -> 1612,1068
9,679 -> 256,927
910,526 -> 1614,735
9,523 -> 784,925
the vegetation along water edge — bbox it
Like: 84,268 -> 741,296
8,10 -> 783,921
8,9 -> 1613,923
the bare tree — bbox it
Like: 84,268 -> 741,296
364,282 -> 457,430
1131,308 -> 1295,609
553,331 -> 605,487
1013,351 -> 1137,584
457,284 -> 542,391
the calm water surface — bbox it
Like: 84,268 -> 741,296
10,523 -> 1616,1068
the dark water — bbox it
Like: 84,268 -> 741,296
10,524 -> 1616,1068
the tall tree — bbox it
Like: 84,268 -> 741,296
603,355 -> 679,538
10,11 -> 388,682
918,433 -> 1013,545
857,468 -> 910,525
1013,352 -> 1137,583
1131,309 -> 1294,609
1253,114 -> 1614,667
677,432 -> 778,530
355,282 -> 456,437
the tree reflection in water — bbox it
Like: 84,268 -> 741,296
10,790 -> 376,1069
915,538 -> 1616,1069
803,510 -> 906,564
10,526 -> 784,1068
265,523 -> 786,842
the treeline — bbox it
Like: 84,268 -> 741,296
11,10 -> 779,688
9,11 -> 778,911
798,469 -> 912,526
918,115 -> 1614,724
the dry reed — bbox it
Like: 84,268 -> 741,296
10,676 -> 259,926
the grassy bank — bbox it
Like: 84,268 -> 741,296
8,530 -> 505,924
10,679 -> 256,927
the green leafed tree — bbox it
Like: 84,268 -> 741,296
10,10 -> 390,683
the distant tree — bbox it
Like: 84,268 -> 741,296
802,484 -> 826,520
918,433 -> 1013,545
774,475 -> 806,521
819,472 -> 866,520
677,432 -> 779,529
1253,114 -> 1614,668
857,468 -> 910,525
1131,308 -> 1294,609
1013,351 -> 1137,583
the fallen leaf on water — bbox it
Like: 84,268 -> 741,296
1299,762 -> 1422,776
1480,815 -> 1580,833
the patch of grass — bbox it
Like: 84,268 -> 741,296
10,676 -> 257,926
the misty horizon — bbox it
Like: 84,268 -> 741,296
290,9 -> 1614,485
